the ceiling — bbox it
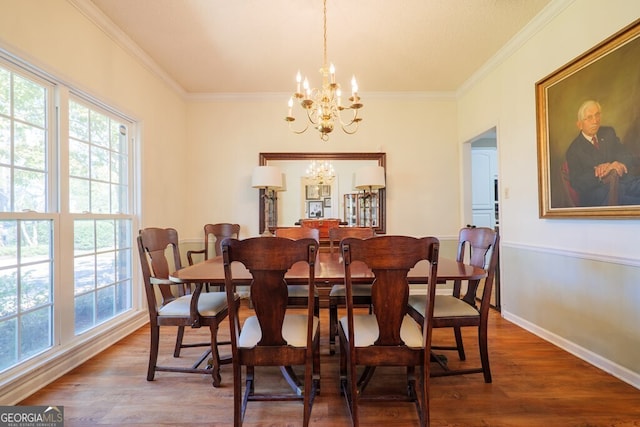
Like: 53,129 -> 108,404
83,0 -> 552,95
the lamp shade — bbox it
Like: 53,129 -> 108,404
354,165 -> 385,190
252,166 -> 282,189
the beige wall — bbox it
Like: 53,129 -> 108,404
458,0 -> 640,384
185,95 -> 460,240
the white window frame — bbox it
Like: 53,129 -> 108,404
0,52 -> 143,400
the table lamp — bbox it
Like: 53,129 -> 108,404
252,165 -> 283,236
355,165 -> 385,226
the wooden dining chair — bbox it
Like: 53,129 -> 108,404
137,227 -> 238,387
407,226 -> 499,383
274,227 -> 320,317
222,237 -> 320,427
327,226 -> 375,354
187,223 -> 240,264
186,223 -> 240,293
339,235 -> 440,427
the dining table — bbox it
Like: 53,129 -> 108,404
170,251 -> 486,287
169,250 -> 486,393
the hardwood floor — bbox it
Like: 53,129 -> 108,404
20,301 -> 640,426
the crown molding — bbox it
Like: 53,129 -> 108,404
457,0 -> 574,97
66,0 -> 187,97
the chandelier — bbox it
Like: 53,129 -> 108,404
306,160 -> 335,184
285,0 -> 363,141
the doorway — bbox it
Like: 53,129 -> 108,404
467,127 -> 500,310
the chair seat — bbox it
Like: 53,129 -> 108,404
287,285 -> 319,297
408,294 -> 479,318
239,314 -> 320,348
329,284 -> 372,297
339,314 -> 423,348
158,292 -> 228,317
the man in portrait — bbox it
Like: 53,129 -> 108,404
565,100 -> 640,206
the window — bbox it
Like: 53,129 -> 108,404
0,66 -> 53,372
0,58 -> 136,373
68,100 -> 133,334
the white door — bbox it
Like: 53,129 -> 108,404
471,147 -> 497,228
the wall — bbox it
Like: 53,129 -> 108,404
458,0 -> 640,386
185,94 -> 461,241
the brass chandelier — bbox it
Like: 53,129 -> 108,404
285,0 -> 363,141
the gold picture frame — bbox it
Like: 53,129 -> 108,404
536,19 -> 640,218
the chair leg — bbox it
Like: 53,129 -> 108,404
174,326 -> 185,357
338,324 -> 359,426
313,332 -> 321,395
232,363 -> 243,427
418,363 -> 430,427
148,325 -> 160,381
453,326 -> 466,360
329,298 -> 338,355
478,325 -> 492,383
349,351 -> 359,427
303,346 -> 315,427
209,323 -> 222,387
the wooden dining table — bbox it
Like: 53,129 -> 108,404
170,251 -> 486,287
169,250 -> 486,394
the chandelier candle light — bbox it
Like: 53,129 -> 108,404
285,0 -> 363,141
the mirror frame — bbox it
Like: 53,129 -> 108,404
258,152 -> 387,235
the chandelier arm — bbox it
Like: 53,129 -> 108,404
335,107 -> 362,128
340,122 -> 360,135
287,120 -> 310,135
305,107 -> 320,125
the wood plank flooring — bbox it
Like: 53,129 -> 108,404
20,301 -> 640,426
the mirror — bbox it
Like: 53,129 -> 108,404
258,152 -> 386,235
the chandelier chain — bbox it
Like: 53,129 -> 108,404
323,0 -> 327,68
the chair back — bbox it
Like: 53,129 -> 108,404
203,223 -> 240,258
275,227 -> 320,242
455,227 -> 500,314
137,228 -> 184,314
341,235 -> 439,347
222,236 -> 319,346
328,227 -> 374,254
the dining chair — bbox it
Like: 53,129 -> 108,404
327,226 -> 375,355
137,227 -> 238,387
274,227 -> 320,317
339,235 -> 440,427
186,223 -> 241,293
221,236 -> 320,427
186,223 -> 241,264
407,226 -> 499,383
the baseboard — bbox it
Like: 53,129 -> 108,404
502,310 -> 640,390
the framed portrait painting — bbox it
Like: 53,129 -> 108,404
536,18 -> 640,218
